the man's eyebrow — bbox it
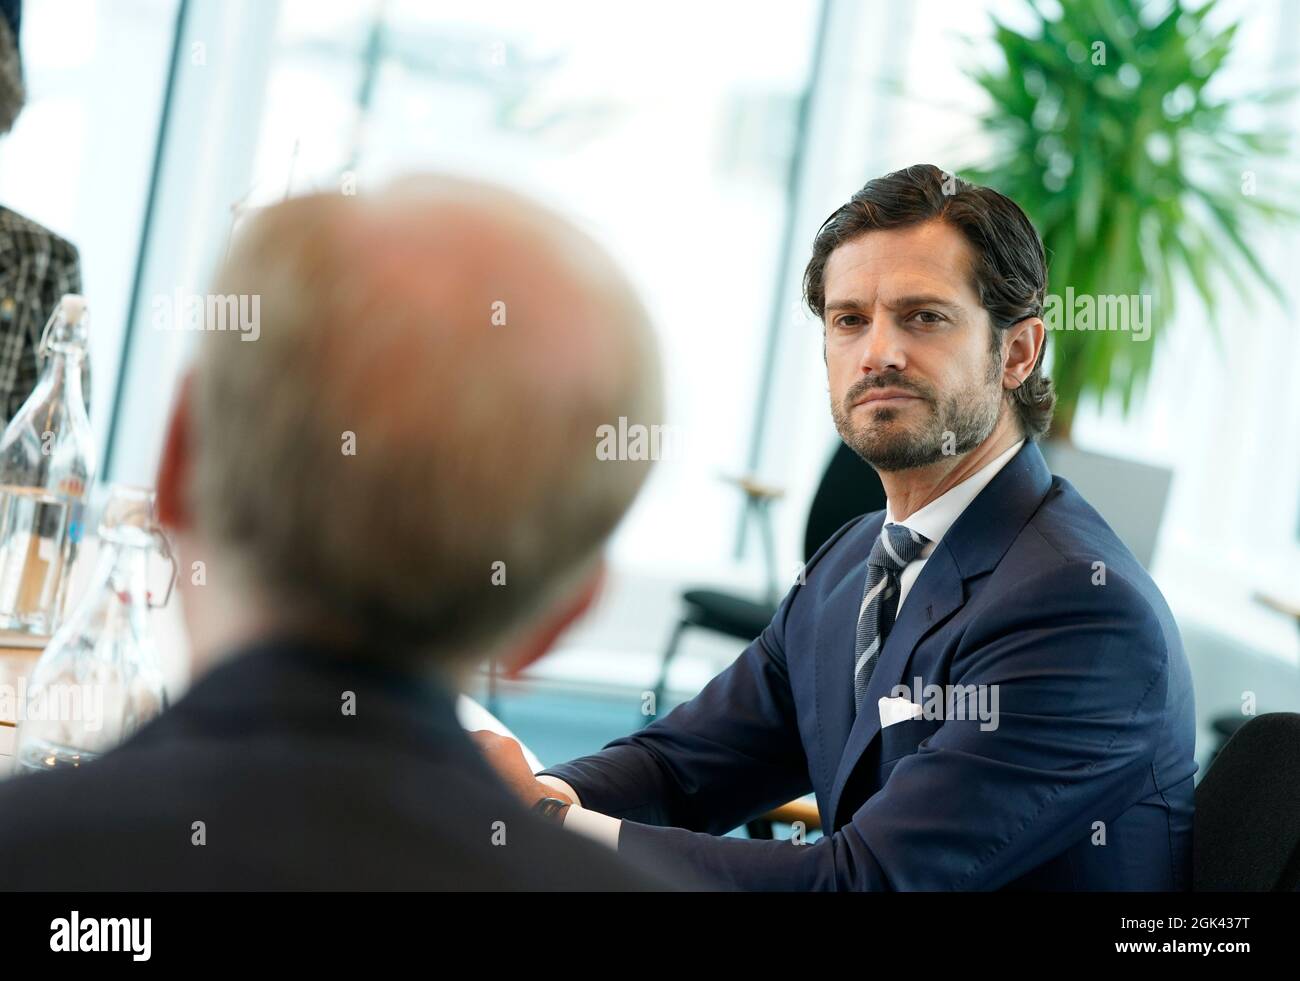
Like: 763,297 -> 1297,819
885,294 -> 961,311
823,298 -> 867,313
823,294 -> 961,313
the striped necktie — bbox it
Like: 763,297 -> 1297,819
854,522 -> 931,713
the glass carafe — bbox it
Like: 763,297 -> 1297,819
13,485 -> 175,772
0,294 -> 96,636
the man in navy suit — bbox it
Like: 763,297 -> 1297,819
475,163 -> 1198,890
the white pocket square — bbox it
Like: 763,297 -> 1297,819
878,695 -> 924,728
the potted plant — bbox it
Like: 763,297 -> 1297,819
961,0 -> 1295,564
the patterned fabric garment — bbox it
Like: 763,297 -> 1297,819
0,13 -> 23,135
0,205 -> 88,425
854,521 -> 931,713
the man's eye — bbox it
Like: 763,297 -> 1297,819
834,315 -> 864,328
912,310 -> 944,324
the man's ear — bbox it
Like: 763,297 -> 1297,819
1002,317 -> 1045,389
498,557 -> 607,680
156,371 -> 196,532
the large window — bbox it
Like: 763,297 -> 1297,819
105,0 -> 824,585
247,0 -> 822,576
0,0 -> 178,454
78,0 -> 1300,680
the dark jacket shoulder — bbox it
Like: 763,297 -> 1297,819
0,637 -> 680,891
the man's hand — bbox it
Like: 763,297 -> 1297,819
469,730 -> 572,807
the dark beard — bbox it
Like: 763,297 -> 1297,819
831,367 -> 1002,473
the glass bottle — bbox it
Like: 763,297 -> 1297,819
13,485 -> 175,772
0,294 -> 96,636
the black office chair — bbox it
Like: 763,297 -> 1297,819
651,440 -> 886,711
1193,712 -> 1300,891
1206,714 -> 1251,770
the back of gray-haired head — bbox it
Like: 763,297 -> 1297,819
190,177 -> 662,662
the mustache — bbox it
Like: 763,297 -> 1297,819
843,375 -> 932,409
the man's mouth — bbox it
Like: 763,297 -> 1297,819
853,389 -> 922,409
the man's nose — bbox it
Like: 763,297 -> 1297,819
857,316 -> 907,374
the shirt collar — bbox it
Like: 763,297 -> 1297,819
884,438 -> 1026,554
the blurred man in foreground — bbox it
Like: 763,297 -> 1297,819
0,177 -> 675,889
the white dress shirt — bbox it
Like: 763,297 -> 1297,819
885,438 -> 1024,613
538,438 -> 1027,850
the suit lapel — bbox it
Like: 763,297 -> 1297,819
812,511 -> 882,827
820,441 -> 1056,829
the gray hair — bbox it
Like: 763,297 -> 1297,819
189,180 -> 661,663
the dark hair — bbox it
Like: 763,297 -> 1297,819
803,163 -> 1055,441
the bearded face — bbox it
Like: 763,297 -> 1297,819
821,221 -> 1010,472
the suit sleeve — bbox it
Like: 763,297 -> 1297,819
537,583 -> 813,835
609,561 -> 1172,890
534,518 -> 871,834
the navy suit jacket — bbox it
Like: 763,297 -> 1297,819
541,441 -> 1198,890
0,638 -> 680,890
